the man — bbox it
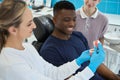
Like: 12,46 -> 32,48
40,1 -> 120,80
74,0 -> 108,48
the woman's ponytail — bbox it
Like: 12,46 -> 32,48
0,0 -> 26,53
0,28 -> 8,53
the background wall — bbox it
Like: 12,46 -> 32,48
0,0 -> 119,15
51,0 -> 120,15
68,0 -> 120,15
97,0 -> 120,15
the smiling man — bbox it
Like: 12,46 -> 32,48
40,1 -> 120,80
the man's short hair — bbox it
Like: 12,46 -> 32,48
53,1 -> 75,16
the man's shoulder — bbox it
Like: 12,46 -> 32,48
41,36 -> 57,47
44,35 -> 55,42
98,11 -> 108,20
40,35 -> 62,51
44,35 -> 62,45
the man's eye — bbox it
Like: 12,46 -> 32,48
73,18 -> 76,22
64,18 -> 70,22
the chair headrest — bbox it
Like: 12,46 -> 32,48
33,15 -> 54,42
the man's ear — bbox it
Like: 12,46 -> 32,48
52,16 -> 57,25
8,26 -> 17,35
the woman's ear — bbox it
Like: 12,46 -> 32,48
8,26 -> 17,35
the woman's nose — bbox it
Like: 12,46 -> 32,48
32,22 -> 36,29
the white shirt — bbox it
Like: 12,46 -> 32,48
75,7 -> 108,48
79,7 -> 98,19
0,43 -> 94,80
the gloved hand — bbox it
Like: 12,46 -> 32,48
88,43 -> 105,73
75,50 -> 90,66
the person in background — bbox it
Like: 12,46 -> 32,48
40,1 -> 120,80
74,0 -> 108,48
0,0 -> 105,80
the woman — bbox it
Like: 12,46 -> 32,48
0,0 -> 105,80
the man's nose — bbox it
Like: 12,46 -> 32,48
87,0 -> 93,4
69,20 -> 75,27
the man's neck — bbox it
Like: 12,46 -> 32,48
83,6 -> 96,17
52,30 -> 71,40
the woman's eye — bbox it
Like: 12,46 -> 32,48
27,23 -> 32,26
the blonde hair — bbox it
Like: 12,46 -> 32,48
0,0 -> 27,52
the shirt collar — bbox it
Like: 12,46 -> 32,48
80,7 -> 98,19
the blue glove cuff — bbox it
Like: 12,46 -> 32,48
75,58 -> 83,66
88,64 -> 98,73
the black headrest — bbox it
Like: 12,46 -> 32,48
33,15 -> 54,42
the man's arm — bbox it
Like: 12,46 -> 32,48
98,36 -> 120,80
94,40 -> 120,80
97,64 -> 120,80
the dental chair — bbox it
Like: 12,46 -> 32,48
32,14 -> 54,52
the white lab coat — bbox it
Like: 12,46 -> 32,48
0,43 -> 94,80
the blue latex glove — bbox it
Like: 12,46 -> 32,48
75,50 -> 90,66
88,43 -> 105,73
